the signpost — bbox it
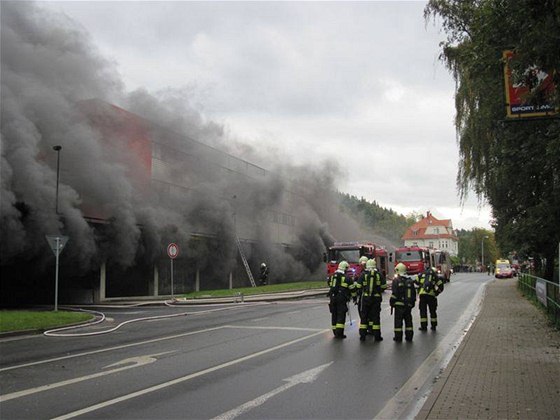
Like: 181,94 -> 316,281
536,279 -> 547,307
46,235 -> 69,311
167,243 -> 179,298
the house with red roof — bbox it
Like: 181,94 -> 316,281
401,211 -> 459,256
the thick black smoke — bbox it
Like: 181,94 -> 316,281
0,1 -> 383,286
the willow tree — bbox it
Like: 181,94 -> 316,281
425,0 -> 560,279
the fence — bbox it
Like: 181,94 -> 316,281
518,273 -> 560,328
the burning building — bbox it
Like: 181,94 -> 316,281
1,97 -> 331,305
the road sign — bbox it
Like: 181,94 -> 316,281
45,235 -> 69,312
46,235 -> 69,256
167,243 -> 179,299
167,243 -> 179,259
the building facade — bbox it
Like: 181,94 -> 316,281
1,99 -> 315,306
401,211 -> 459,256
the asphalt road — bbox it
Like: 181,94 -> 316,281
0,273 -> 492,419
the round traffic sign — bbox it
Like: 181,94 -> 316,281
167,243 -> 179,259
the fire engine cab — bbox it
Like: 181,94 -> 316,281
325,241 -> 388,279
393,246 -> 432,276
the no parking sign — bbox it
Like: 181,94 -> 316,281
167,243 -> 179,259
167,243 -> 179,298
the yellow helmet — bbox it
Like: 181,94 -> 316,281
395,263 -> 407,276
338,261 -> 349,271
359,256 -> 368,265
366,259 -> 376,270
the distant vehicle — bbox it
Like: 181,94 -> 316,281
393,246 -> 432,276
325,241 -> 376,279
495,259 -> 514,278
432,249 -> 452,283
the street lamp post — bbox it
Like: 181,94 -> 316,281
482,235 -> 489,271
53,145 -> 62,214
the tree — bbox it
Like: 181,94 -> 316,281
338,193 -> 412,245
425,0 -> 560,279
457,228 -> 497,267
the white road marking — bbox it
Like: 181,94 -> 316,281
374,282 -> 486,419
0,352 -> 172,402
212,362 -> 333,420
224,325 -> 324,332
1,323 -> 324,373
51,329 -> 328,420
249,317 -> 269,322
0,326 -> 224,373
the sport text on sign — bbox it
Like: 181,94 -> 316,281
167,243 -> 179,259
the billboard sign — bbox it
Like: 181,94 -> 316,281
536,278 -> 547,307
503,50 -> 557,118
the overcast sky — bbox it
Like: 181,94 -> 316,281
42,0 -> 492,230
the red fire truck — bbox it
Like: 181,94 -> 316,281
325,241 -> 388,279
432,249 -> 452,282
393,246 -> 432,276
374,246 -> 390,278
325,242 -> 375,278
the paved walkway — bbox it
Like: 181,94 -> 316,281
416,278 -> 560,419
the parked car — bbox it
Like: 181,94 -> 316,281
495,259 -> 514,278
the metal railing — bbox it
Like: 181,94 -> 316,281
518,273 -> 560,328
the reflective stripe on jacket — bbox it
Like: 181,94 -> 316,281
415,270 -> 444,297
390,275 -> 416,308
329,271 -> 356,299
355,269 -> 387,298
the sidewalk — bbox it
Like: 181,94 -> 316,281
92,288 -> 329,306
416,278 -> 560,419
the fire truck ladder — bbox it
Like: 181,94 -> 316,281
235,235 -> 256,287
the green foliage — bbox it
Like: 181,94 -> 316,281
0,310 -> 93,333
337,193 -> 412,245
426,0 -> 560,279
456,228 -> 498,266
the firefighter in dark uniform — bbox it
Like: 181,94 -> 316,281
415,266 -> 444,331
259,263 -> 268,286
358,255 -> 368,274
327,261 -> 356,339
355,259 -> 386,341
390,263 -> 417,342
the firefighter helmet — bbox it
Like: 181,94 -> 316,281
261,262 -> 267,268
338,261 -> 349,271
359,256 -> 368,265
366,259 -> 376,270
395,263 -> 407,276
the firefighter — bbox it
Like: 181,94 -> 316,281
355,258 -> 386,341
358,255 -> 368,273
259,263 -> 268,286
390,263 -> 417,342
415,266 -> 444,331
327,261 -> 356,339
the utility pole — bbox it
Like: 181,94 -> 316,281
53,145 -> 62,214
481,235 -> 489,270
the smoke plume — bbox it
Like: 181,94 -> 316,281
1,1 -> 384,290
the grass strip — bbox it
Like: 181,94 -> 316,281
0,310 -> 93,333
182,281 -> 326,299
